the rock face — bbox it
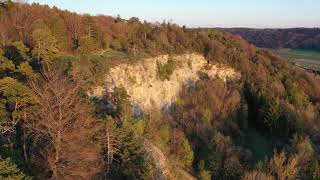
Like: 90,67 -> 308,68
143,139 -> 171,180
143,138 -> 197,180
91,54 -> 240,112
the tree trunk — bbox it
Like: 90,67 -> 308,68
52,131 -> 61,179
22,112 -> 30,172
38,41 -> 41,64
23,130 -> 29,165
133,44 -> 136,56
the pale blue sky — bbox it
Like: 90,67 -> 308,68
29,0 -> 320,28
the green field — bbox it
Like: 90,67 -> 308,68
267,48 -> 320,72
275,49 -> 320,60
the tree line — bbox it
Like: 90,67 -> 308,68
0,1 -> 320,179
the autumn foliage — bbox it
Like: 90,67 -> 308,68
0,1 -> 320,180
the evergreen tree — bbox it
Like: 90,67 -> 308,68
77,35 -> 97,55
0,77 -> 34,134
117,131 -> 153,180
0,156 -> 30,180
83,15 -> 102,48
0,49 -> 15,78
47,15 -> 69,51
31,22 -> 58,63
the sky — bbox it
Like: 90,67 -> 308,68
28,0 -> 320,28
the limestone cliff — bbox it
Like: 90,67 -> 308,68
91,53 -> 240,112
90,54 -> 240,179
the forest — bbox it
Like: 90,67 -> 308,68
218,28 -> 320,50
0,1 -> 320,180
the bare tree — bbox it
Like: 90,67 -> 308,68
27,65 -> 102,179
0,15 -> 9,46
96,117 -> 120,176
65,13 -> 82,50
9,2 -> 33,42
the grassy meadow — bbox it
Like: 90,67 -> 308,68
267,48 -> 320,72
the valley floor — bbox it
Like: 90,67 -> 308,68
266,48 -> 320,72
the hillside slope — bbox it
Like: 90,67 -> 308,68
0,2 -> 320,180
218,28 -> 320,50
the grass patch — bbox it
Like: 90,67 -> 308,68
266,48 -> 320,72
277,49 -> 320,60
100,49 -> 148,65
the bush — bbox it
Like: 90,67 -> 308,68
156,124 -> 170,152
169,129 -> 194,167
111,38 -> 123,50
180,136 -> 194,166
156,58 -> 177,80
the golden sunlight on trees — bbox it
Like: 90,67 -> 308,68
0,2 -> 320,179
0,156 -> 30,180
31,23 -> 59,63
27,66 -> 102,179
269,151 -> 298,180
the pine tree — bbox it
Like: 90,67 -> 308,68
47,15 -> 69,51
0,156 -> 30,180
31,22 -> 58,63
118,131 -> 153,179
77,35 -> 97,55
0,77 -> 34,134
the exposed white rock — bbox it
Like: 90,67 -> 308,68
91,54 -> 240,111
143,138 -> 197,180
143,139 -> 171,180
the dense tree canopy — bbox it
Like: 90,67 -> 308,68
0,1 -> 319,180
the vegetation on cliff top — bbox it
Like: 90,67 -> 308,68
0,1 -> 320,179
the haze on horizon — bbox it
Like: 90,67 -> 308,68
28,0 -> 320,28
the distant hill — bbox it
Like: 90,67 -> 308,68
1,2 -> 320,180
217,28 -> 320,50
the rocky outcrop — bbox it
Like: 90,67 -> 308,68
91,54 -> 240,112
143,138 -> 197,180
89,54 -> 239,179
143,139 -> 171,180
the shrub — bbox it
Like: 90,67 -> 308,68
111,38 -> 123,50
180,136 -> 194,166
156,58 -> 177,80
169,128 -> 194,167
156,124 -> 170,152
